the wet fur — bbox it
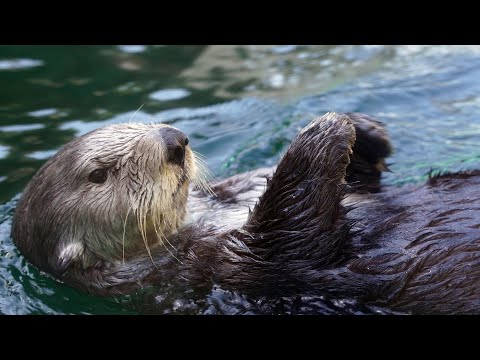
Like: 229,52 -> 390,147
11,113 -> 480,314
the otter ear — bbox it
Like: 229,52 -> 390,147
50,241 -> 84,276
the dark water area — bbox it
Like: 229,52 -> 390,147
1,45 -> 479,314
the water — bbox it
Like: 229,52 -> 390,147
1,45 -> 479,314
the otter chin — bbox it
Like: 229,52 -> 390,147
11,113 -> 480,314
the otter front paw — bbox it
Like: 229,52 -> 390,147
344,112 -> 393,193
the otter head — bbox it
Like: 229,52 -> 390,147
11,123 -> 197,278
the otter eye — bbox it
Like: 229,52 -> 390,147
184,137 -> 189,146
88,169 -> 108,184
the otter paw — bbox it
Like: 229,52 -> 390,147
344,112 -> 393,193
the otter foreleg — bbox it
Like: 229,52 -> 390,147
242,112 -> 356,266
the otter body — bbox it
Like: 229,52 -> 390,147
11,113 -> 480,314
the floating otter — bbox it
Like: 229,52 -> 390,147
11,113 -> 480,314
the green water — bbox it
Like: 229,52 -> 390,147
1,45 -> 480,314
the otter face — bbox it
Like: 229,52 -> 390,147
11,123 -> 198,277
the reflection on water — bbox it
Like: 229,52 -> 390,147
0,58 -> 44,70
180,45 -> 393,100
149,88 -> 191,101
1,45 -> 480,314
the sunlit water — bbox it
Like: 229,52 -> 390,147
1,45 -> 479,314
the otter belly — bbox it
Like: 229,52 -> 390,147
184,168 -> 273,230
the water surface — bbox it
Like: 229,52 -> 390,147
1,45 -> 479,314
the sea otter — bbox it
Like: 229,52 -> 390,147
11,112 -> 480,314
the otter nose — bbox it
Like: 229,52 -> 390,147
159,127 -> 189,166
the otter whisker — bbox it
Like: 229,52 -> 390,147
191,173 -> 214,195
136,204 -> 157,268
199,180 -> 216,196
194,179 -> 215,196
195,162 -> 215,181
192,152 -> 215,174
162,234 -> 178,253
194,156 -> 215,178
162,235 -> 183,264
193,178 -> 216,197
197,167 -> 215,185
128,103 -> 145,123
151,222 -> 183,264
163,215 -> 175,233
152,223 -> 167,250
191,152 -> 216,196
122,206 -> 132,265
192,150 -> 208,161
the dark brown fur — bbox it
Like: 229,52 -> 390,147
11,113 -> 480,314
